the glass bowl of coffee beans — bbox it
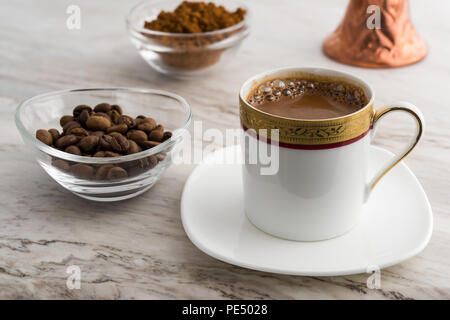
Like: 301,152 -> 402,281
15,88 -> 191,201
126,0 -> 250,77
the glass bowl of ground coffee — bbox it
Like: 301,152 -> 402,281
15,88 -> 191,201
126,0 -> 250,77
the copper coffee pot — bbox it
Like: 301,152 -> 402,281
323,0 -> 427,68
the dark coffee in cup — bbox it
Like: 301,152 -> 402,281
246,77 -> 368,119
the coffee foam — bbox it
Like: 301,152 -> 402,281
247,76 -> 368,112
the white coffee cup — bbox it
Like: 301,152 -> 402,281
239,67 -> 424,241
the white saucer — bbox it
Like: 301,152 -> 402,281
181,145 -> 433,276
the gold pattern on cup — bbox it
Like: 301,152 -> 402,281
239,96 -> 374,146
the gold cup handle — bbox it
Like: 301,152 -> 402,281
368,101 -> 425,194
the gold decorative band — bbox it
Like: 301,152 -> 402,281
239,96 -> 374,145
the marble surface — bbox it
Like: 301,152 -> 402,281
0,0 -> 449,299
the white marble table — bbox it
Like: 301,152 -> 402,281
0,0 -> 449,299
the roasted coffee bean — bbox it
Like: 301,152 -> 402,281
48,129 -> 60,141
137,121 -> 156,133
162,131 -> 172,141
141,140 -> 161,149
136,158 -> 148,169
148,125 -> 164,142
86,115 -> 111,131
126,140 -> 140,154
141,156 -> 158,169
127,130 -> 148,144
93,151 -> 105,157
108,132 -> 122,138
71,163 -> 94,179
156,153 -> 166,161
110,104 -> 123,115
78,135 -> 99,153
142,117 -> 157,126
65,145 -> 82,155
94,112 -> 112,122
128,120 -> 137,129
60,115 -> 74,127
90,131 -> 104,138
104,151 -> 121,157
36,129 -> 53,146
62,120 -> 81,134
67,127 -> 88,137
136,115 -> 154,124
122,159 -> 139,174
53,159 -> 70,171
117,115 -> 136,128
55,135 -> 78,149
107,109 -> 121,124
73,105 -> 92,118
147,155 -> 158,168
93,103 -> 111,113
99,134 -> 114,151
107,166 -> 128,180
79,109 -> 92,126
108,133 -> 130,153
134,115 -> 147,126
95,164 -> 114,180
137,157 -> 147,168
106,123 -> 128,134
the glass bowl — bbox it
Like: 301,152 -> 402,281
126,0 -> 250,78
15,88 -> 191,202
